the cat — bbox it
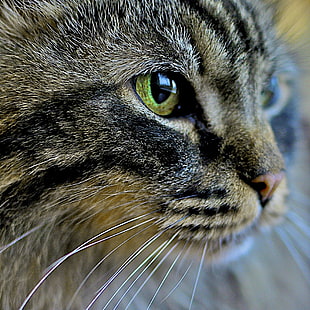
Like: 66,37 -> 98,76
0,0 -> 309,309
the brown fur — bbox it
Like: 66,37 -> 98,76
0,1 -> 309,309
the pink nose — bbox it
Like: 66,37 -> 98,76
251,172 -> 285,202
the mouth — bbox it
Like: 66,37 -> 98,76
156,210 -> 260,263
155,180 -> 287,263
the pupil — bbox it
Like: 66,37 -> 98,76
151,73 -> 177,104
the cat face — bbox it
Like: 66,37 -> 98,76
0,0 -> 296,254
0,0 -> 298,308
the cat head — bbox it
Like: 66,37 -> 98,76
0,0 -> 297,264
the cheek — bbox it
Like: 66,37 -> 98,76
96,104 -> 200,181
52,170 -> 160,227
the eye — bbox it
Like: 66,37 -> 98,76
261,76 -> 280,108
134,72 -> 180,116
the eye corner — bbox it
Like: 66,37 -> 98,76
261,75 -> 281,109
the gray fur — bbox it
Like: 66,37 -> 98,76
0,0 -> 308,309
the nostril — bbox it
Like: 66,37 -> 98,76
251,172 -> 285,204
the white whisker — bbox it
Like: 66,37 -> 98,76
169,194 -> 199,202
0,224 -> 43,254
66,218 -> 158,310
285,212 -> 310,238
121,233 -> 179,310
290,190 -> 310,207
85,232 -> 164,310
160,243 -> 194,303
161,263 -> 193,304
28,158 -> 59,173
189,241 -> 208,310
112,235 -> 179,310
102,241 -> 166,310
18,212 -> 155,310
85,216 -> 188,310
275,228 -> 310,285
73,198 -> 152,226
282,224 -> 310,258
146,241 -> 187,310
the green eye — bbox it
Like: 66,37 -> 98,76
135,73 -> 179,116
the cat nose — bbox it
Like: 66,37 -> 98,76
251,172 -> 285,203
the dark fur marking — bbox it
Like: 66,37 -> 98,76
221,1 -> 252,50
203,204 -> 235,216
239,0 -> 267,55
203,207 -> 218,216
178,220 -> 241,232
0,159 -> 102,212
192,117 -> 223,163
169,203 -> 234,217
218,203 -> 233,213
180,0 -> 238,59
0,85 -> 112,158
1,90 -> 197,212
189,224 -> 200,232
174,188 -> 227,200
187,207 -> 201,215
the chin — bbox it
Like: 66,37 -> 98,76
213,237 -> 255,265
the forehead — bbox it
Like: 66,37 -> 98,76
2,0 -> 277,89
70,0 -> 276,79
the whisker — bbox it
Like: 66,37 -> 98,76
111,235 -> 179,310
160,243 -> 194,303
284,218 -> 310,245
76,198 -> 153,226
0,224 -> 43,254
85,215 -> 188,310
78,189 -> 151,211
169,194 -> 199,202
73,211 -> 158,250
45,186 -> 140,214
282,223 -> 310,257
175,242 -> 194,274
43,182 -> 151,222
285,212 -> 310,238
275,227 -> 310,285
18,212 -> 156,310
146,241 -> 188,310
85,229 -> 165,310
161,263 -> 193,304
288,207 -> 309,221
104,241 -> 167,310
28,158 -> 60,174
123,237 -> 179,310
66,218 -> 159,310
189,241 -> 208,310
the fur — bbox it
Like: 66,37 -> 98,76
0,0 -> 309,309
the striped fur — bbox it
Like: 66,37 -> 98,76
0,1 -> 308,309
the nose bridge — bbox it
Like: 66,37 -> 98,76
222,120 -> 285,181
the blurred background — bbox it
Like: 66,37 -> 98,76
276,0 -> 310,200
